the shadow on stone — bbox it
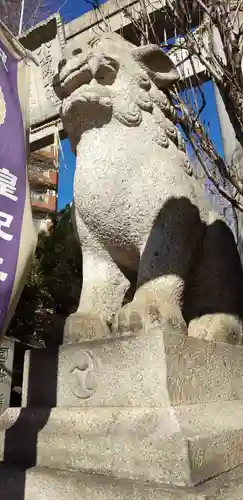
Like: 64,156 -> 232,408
140,196 -> 243,323
3,346 -> 58,499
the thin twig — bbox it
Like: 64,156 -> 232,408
232,0 -> 243,28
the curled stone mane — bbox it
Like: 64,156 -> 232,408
56,32 -> 192,175
111,72 -> 191,174
90,35 -> 191,172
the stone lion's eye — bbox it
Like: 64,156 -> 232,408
72,48 -> 82,56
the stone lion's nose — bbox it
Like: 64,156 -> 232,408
89,55 -> 102,78
58,58 -> 67,72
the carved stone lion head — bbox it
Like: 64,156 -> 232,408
53,32 -> 187,159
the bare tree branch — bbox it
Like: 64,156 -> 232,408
0,0 -> 51,35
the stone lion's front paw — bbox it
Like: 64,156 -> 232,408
112,302 -> 144,335
188,313 -> 243,345
112,299 -> 187,336
64,312 -> 111,343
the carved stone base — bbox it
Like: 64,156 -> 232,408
2,463 -> 243,500
16,328 -> 243,488
22,328 -> 243,408
1,403 -> 243,490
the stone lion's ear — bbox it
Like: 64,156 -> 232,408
132,44 -> 179,89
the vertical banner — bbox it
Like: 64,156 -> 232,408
0,26 -> 37,339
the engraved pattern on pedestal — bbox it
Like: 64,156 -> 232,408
70,350 -> 99,399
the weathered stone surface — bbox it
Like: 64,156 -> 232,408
0,339 -> 14,415
19,327 -> 243,486
2,446 -> 243,499
19,14 -> 66,128
1,402 -> 243,487
2,465 -> 195,500
0,406 -> 188,486
22,330 -> 243,408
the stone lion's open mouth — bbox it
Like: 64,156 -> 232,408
54,54 -> 119,101
63,82 -> 112,106
54,63 -> 93,100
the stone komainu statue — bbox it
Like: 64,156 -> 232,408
53,33 -> 243,344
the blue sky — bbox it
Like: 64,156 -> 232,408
55,0 -> 105,23
54,1 -> 224,210
180,80 -> 224,158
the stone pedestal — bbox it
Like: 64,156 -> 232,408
0,338 -> 14,415
22,328 -> 243,408
2,463 -> 243,500
1,327 -> 243,498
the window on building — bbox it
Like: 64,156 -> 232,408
30,190 -> 46,203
